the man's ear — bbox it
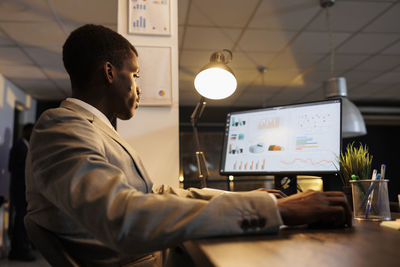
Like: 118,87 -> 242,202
104,62 -> 114,84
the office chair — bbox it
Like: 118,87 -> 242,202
24,216 -> 79,267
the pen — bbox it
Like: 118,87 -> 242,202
365,173 -> 380,218
380,164 -> 386,180
378,164 -> 387,214
372,169 -> 377,180
360,171 -> 378,209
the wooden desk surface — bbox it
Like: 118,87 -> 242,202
184,214 -> 400,267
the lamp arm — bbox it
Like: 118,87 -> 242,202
195,152 -> 208,188
190,97 -> 206,126
190,97 -> 206,152
190,97 -> 209,187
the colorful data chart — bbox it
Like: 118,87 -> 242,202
280,158 -> 333,166
296,136 -> 319,150
268,145 -> 283,151
233,159 -> 266,170
228,144 -> 243,154
249,143 -> 265,153
129,0 -> 170,35
132,1 -> 146,10
231,117 -> 246,127
258,117 -> 280,130
230,133 -> 245,140
132,16 -> 146,28
298,112 -> 331,133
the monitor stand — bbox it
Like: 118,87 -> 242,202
274,175 -> 297,196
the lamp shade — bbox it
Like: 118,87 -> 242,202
324,77 -> 367,138
194,51 -> 237,100
341,97 -> 367,138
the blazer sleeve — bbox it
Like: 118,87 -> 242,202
28,111 -> 283,255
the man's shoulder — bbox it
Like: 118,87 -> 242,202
31,105 -> 102,149
37,104 -> 91,126
33,105 -> 99,142
39,105 -> 79,119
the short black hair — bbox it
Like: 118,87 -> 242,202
62,24 -> 138,88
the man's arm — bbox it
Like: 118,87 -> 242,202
154,185 -> 352,228
153,185 -> 287,200
27,112 -> 283,255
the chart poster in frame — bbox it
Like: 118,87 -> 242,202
128,0 -> 170,36
136,46 -> 172,106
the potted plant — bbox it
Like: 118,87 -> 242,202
338,142 -> 373,207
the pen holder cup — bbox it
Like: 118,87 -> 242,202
350,179 -> 391,221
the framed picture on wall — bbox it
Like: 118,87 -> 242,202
128,0 -> 171,36
135,46 -> 172,106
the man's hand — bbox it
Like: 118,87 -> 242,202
277,190 -> 352,228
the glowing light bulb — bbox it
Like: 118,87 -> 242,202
194,67 -> 237,100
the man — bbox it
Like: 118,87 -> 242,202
26,24 -> 351,266
8,123 -> 35,261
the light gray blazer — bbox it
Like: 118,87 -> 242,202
26,100 -> 282,266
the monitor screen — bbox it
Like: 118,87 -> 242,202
220,99 -> 342,175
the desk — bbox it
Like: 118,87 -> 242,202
184,214 -> 400,267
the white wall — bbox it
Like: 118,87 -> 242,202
0,74 -> 37,198
117,0 -> 180,187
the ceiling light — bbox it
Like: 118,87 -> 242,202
324,77 -> 367,137
321,0 -> 366,138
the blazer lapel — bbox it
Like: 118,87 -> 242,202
93,117 -> 153,185
60,100 -> 153,192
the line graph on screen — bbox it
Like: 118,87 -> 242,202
280,158 -> 333,166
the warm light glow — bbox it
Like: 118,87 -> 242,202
179,176 -> 184,182
194,67 -> 237,100
228,175 -> 234,181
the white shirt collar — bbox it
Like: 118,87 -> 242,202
66,98 -> 116,132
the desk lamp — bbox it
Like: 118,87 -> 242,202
191,49 -> 237,187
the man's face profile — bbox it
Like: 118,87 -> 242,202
109,51 -> 141,120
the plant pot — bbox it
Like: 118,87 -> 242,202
342,185 -> 353,210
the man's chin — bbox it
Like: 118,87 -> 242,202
117,111 -> 135,120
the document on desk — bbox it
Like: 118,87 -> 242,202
380,220 -> 400,230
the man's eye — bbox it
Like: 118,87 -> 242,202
133,74 -> 140,79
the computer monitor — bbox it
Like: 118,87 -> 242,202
220,99 -> 342,178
